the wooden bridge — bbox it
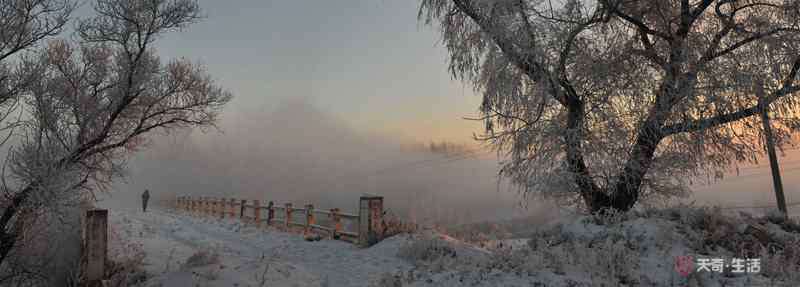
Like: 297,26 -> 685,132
174,194 -> 386,247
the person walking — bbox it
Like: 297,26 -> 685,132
142,189 -> 150,212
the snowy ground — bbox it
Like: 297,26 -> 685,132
101,201 -> 800,287
103,204 -> 413,287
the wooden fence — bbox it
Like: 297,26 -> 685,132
174,195 -> 385,247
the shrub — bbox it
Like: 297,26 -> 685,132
182,249 -> 221,269
104,225 -> 148,287
381,211 -> 418,238
397,237 -> 457,266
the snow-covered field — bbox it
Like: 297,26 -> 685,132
104,203 -> 416,287
102,201 -> 800,287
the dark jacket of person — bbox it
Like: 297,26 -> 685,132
142,190 -> 150,212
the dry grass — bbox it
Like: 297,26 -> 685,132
382,211 -> 418,238
103,224 -> 149,287
388,206 -> 800,286
397,237 -> 457,266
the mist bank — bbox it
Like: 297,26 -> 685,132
105,98 -> 547,225
100,97 -> 800,222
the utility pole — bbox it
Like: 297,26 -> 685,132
758,84 -> 788,217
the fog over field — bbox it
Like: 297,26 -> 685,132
101,97 -> 800,224
691,151 -> 800,215
104,98 -> 555,225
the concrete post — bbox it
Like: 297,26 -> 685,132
358,195 -> 384,247
305,204 -> 315,234
84,209 -> 108,287
330,208 -> 342,239
216,198 -> 222,218
266,201 -> 275,226
220,198 -> 226,219
210,198 -> 216,217
285,203 -> 292,229
217,198 -> 223,219
230,198 -> 237,219
253,200 -> 261,227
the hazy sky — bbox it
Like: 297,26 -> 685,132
91,0 -> 797,216
150,0 -> 482,143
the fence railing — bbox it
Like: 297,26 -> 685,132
173,195 -> 385,247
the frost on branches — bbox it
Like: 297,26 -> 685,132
419,0 -> 800,212
0,0 -> 232,279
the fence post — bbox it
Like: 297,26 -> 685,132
220,198 -> 225,218
83,209 -> 108,287
227,198 -> 234,219
330,208 -> 342,239
228,198 -> 235,219
217,197 -> 228,219
253,200 -> 261,227
223,198 -> 229,219
305,204 -> 315,235
285,203 -> 292,229
208,197 -> 213,217
267,201 -> 275,225
211,198 -> 216,217
216,198 -> 223,219
218,198 -> 224,219
358,195 -> 384,247
213,198 -> 218,217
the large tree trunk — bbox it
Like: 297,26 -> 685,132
569,97 -> 668,213
564,96 -> 613,213
608,120 -> 664,211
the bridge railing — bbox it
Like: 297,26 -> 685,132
173,194 -> 385,247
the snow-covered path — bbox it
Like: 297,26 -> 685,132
105,204 -> 411,287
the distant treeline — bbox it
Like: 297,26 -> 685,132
402,140 -> 476,157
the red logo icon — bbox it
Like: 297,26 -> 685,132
675,255 -> 694,277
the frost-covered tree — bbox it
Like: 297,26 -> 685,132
0,0 -> 231,276
419,0 -> 800,212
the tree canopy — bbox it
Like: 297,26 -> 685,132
0,0 -> 231,279
420,0 -> 800,212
